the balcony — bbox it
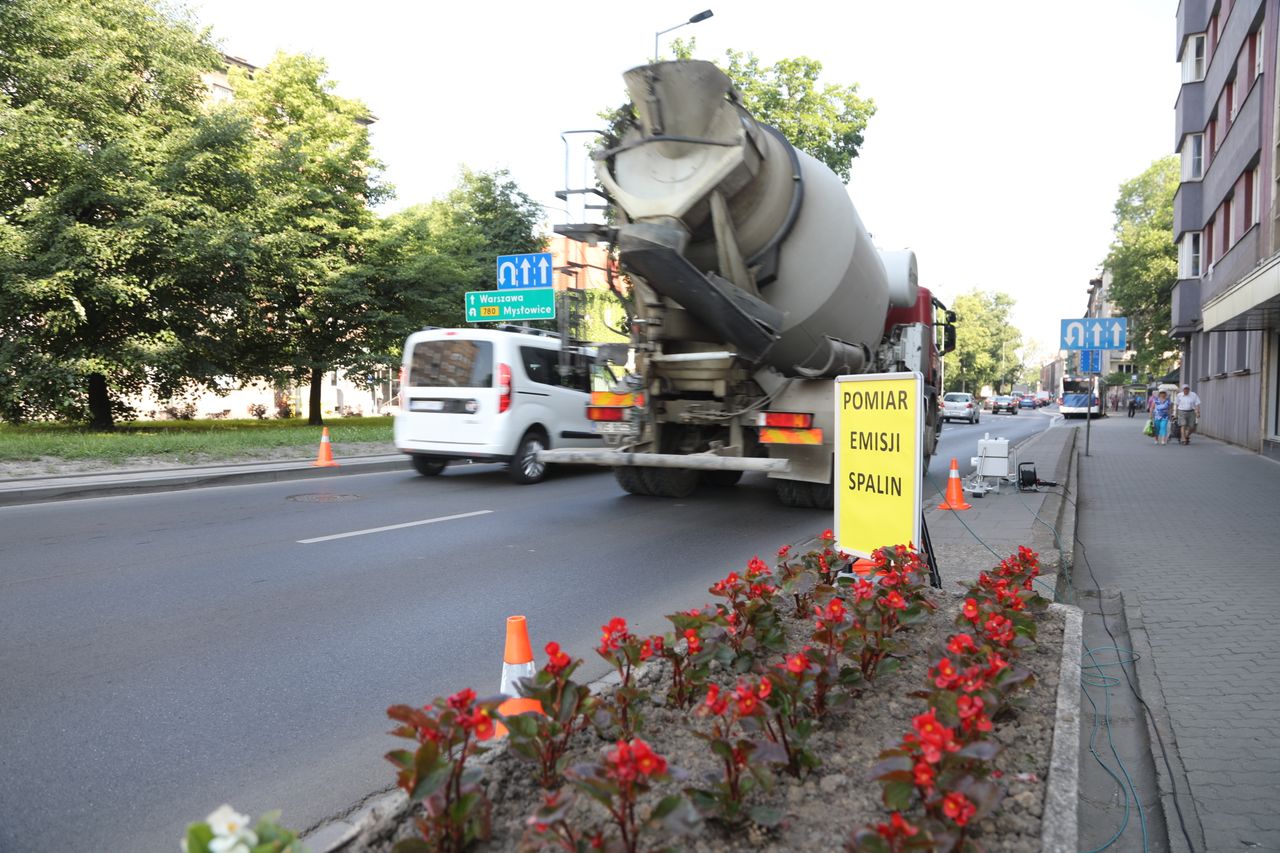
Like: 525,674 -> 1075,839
1177,0 -> 1209,52
1175,81 -> 1205,150
1171,279 -> 1202,336
1203,81 -> 1262,207
1202,224 -> 1261,305
1174,180 -> 1204,237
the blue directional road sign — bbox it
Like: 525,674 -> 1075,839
1060,317 -> 1127,351
465,288 -> 556,322
1079,349 -> 1101,374
496,252 -> 554,290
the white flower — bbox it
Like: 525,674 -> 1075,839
204,805 -> 258,853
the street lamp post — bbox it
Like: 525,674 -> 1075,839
654,10 -> 713,61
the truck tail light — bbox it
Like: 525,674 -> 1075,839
756,412 -> 813,429
497,363 -> 511,413
587,406 -> 625,421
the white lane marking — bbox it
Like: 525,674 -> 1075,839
298,510 -> 493,544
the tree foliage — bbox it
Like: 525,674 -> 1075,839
943,290 -> 1022,395
1103,156 -> 1180,378
0,0 -> 231,427
229,52 -> 390,425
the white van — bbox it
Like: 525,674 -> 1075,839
393,327 -> 604,483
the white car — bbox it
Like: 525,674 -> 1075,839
941,392 -> 980,424
393,327 -> 604,483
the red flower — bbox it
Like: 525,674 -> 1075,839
820,528 -> 835,542
947,633 -> 977,655
757,678 -> 772,700
876,811 -> 919,840
734,682 -> 760,716
985,651 -> 1009,678
639,636 -> 663,660
942,791 -> 976,827
598,617 -> 630,654
814,597 -> 847,624
544,641 -> 571,675
881,590 -> 907,610
962,597 -> 980,621
703,684 -> 728,716
906,707 -> 961,764
446,688 -> 476,711
629,738 -> 667,777
782,652 -> 812,674
932,657 -> 959,689
852,578 -> 876,602
470,710 -> 495,740
684,628 -> 701,654
777,544 -> 791,558
747,555 -> 769,578
912,760 -> 936,791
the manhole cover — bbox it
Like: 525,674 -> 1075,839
287,493 -> 362,503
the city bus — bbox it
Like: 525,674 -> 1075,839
1059,376 -> 1104,418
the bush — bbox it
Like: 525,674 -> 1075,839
247,403 -> 268,420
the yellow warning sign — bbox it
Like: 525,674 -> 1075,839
834,372 -> 923,559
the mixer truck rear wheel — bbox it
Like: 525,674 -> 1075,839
702,470 -> 743,487
613,466 -> 652,496
641,467 -> 699,498
775,479 -> 815,508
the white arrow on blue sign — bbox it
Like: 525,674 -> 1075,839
1060,317 -> 1127,351
496,252 -> 553,290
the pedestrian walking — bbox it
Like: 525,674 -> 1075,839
1111,393 -> 1119,412
1175,383 -> 1202,445
1127,396 -> 1138,417
1152,390 -> 1173,445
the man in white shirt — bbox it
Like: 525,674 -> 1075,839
1175,384 -> 1202,445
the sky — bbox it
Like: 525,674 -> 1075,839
187,0 -> 1180,357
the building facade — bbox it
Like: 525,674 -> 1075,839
1173,0 -> 1279,459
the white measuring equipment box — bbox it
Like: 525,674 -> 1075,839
970,435 -> 1011,478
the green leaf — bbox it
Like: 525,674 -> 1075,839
185,823 -> 215,853
749,804 -> 783,827
883,779 -> 916,811
391,840 -> 435,853
875,657 -> 902,677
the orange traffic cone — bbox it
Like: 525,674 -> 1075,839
938,457 -> 972,511
311,427 -> 339,467
494,615 -> 542,737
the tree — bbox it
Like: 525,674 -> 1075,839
0,0 -> 235,427
1103,157 -> 1180,377
944,290 -> 1022,394
722,51 -> 875,183
361,168 -> 545,341
229,53 -> 390,425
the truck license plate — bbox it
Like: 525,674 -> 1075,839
409,399 -> 444,412
594,422 -> 637,434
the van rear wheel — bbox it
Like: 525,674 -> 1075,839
508,430 -> 549,484
411,456 -> 447,476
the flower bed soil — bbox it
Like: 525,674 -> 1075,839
344,594 -> 1064,853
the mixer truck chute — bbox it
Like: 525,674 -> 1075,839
538,60 -> 955,507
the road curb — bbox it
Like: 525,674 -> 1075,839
1041,601 -> 1083,853
0,455 -> 409,507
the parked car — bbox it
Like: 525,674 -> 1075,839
941,392 -> 980,424
1019,395 -> 1037,409
393,327 -> 605,484
990,395 -> 1018,415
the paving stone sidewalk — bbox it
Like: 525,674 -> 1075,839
1072,414 -> 1280,852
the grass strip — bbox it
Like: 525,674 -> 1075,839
0,418 -> 393,463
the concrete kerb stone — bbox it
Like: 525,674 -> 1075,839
0,454 -> 408,506
1121,601 -> 1206,853
1041,602 -> 1084,853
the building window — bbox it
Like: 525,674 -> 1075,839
1226,79 -> 1236,123
1253,29 -> 1264,81
1244,168 -> 1255,225
1253,169 -> 1262,224
1215,332 -> 1228,374
1182,134 -> 1204,180
1208,118 -> 1218,153
1183,33 -> 1208,82
1222,197 -> 1233,251
1179,232 -> 1203,278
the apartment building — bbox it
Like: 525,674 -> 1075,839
1173,0 -> 1280,459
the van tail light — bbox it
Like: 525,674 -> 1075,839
398,366 -> 406,388
587,406 -> 625,421
497,363 -> 512,413
966,402 -> 973,409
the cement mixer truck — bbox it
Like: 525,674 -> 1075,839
540,60 -> 955,507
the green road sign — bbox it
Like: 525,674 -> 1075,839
464,288 -> 556,323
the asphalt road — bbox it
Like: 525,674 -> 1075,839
0,462 -> 835,852
928,404 -> 1056,496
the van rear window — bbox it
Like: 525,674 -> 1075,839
408,340 -> 493,388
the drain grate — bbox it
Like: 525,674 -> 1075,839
287,493 -> 362,503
